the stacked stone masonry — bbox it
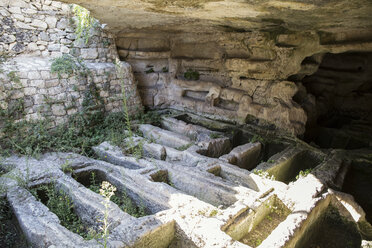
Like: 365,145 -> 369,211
0,57 -> 140,127
0,0 -> 117,61
0,0 -> 142,128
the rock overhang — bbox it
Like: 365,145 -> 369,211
58,0 -> 372,34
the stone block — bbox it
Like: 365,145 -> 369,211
56,18 -> 68,29
8,7 -> 21,14
30,80 -> 45,88
45,16 -> 57,28
24,87 -> 37,95
60,45 -> 69,53
28,71 -> 41,80
40,71 -> 51,80
10,90 -> 24,99
11,13 -> 24,21
80,48 -> 98,59
30,19 -> 48,30
51,104 -> 66,116
27,42 -> 38,51
1,34 -> 16,43
48,44 -> 61,51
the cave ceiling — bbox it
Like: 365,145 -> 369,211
59,0 -> 372,34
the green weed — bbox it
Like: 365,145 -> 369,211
50,54 -> 89,79
184,69 -> 199,80
88,172 -> 146,218
72,5 -> 98,44
0,111 -> 130,157
30,184 -> 91,239
296,168 -> 312,180
210,133 -> 222,139
7,71 -> 20,83
250,135 -> 264,143
145,68 -> 154,74
209,209 -> 218,217
252,169 -> 275,180
176,143 -> 193,151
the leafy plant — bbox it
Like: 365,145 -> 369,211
145,68 -> 154,74
61,160 -> 73,174
88,172 -> 146,218
184,69 -> 199,80
0,53 -> 9,73
210,133 -> 222,139
176,143 -> 193,151
296,168 -> 312,180
73,5 -> 97,44
50,54 -> 88,79
136,110 -> 162,126
250,135 -> 264,143
0,194 -> 26,247
89,172 -> 100,193
252,169 -> 275,180
0,110 -> 130,158
125,140 -> 144,160
7,71 -> 20,83
98,181 -> 116,248
31,184 -> 90,239
209,209 -> 218,217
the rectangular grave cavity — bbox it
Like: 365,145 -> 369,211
222,195 -> 291,247
72,170 -> 149,217
294,204 -> 361,248
150,167 -> 237,209
261,150 -> 323,184
342,160 -> 372,224
30,184 -> 93,239
197,129 -> 289,170
150,170 -> 171,185
0,197 -> 28,248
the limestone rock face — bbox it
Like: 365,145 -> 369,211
58,0 -> 372,34
12,0 -> 372,135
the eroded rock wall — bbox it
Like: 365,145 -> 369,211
117,30 -> 372,135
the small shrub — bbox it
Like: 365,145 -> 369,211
0,195 -> 26,247
61,160 -> 73,174
252,169 -> 275,180
145,68 -> 154,74
73,5 -> 97,44
296,168 -> 312,180
7,71 -> 20,83
50,54 -> 88,79
176,143 -> 193,151
209,209 -> 218,217
88,172 -> 146,218
136,111 -> 162,126
250,135 -> 264,143
98,181 -> 116,248
31,184 -> 90,239
210,133 -> 222,139
0,111 -> 130,157
184,69 -> 200,80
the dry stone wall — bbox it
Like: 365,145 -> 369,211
0,0 -> 116,61
0,57 -> 138,127
0,0 -> 142,129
